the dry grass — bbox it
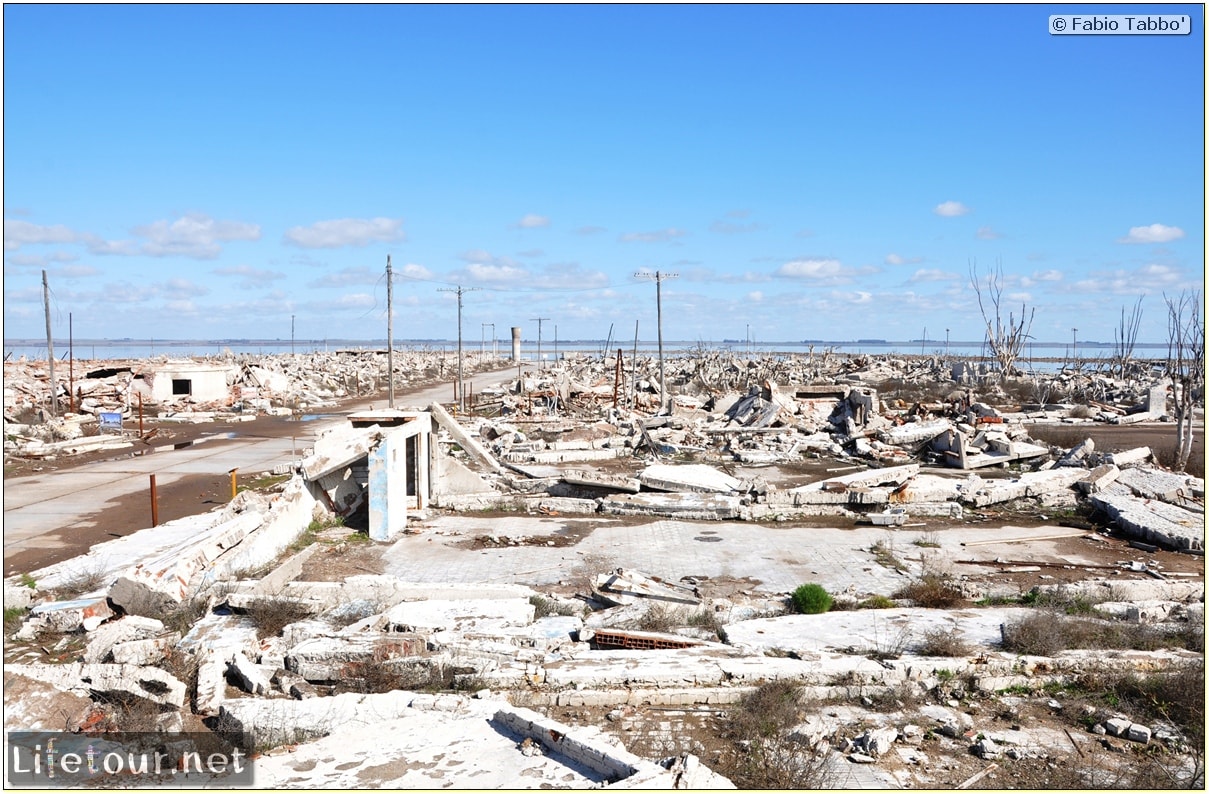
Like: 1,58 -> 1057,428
243,597 -> 313,639
893,573 -> 964,609
1000,612 -> 1191,656
918,626 -> 972,657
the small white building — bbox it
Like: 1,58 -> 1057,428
144,361 -> 236,404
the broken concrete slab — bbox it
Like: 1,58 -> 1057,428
83,615 -> 167,663
285,634 -> 428,681
302,424 -> 385,481
228,651 -> 273,696
591,568 -> 702,608
5,663 -> 187,708
960,468 -> 1087,508
27,595 -> 115,633
1076,464 -> 1121,494
561,468 -> 641,493
599,492 -> 742,521
1114,466 -> 1202,506
108,510 -> 264,616
639,463 -> 742,494
1089,490 -> 1204,551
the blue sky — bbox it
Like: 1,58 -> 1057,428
3,4 -> 1204,346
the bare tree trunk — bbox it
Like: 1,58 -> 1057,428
1165,290 -> 1204,473
969,260 -> 1035,383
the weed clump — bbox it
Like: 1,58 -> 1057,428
790,584 -> 832,615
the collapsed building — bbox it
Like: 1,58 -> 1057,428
3,348 -> 1203,787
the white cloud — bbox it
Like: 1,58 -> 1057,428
885,253 -> 923,266
515,214 -> 550,229
934,200 -> 970,217
308,266 -> 379,287
619,228 -> 686,243
909,268 -> 959,283
5,250 -> 79,267
466,263 -> 528,283
776,258 -> 843,279
335,293 -> 375,309
160,277 -> 210,299
850,291 -> 873,304
1033,269 -> 1063,282
214,264 -> 286,288
4,220 -> 79,250
86,237 -> 140,256
1118,223 -> 1184,244
398,263 -> 433,280
747,291 -> 763,302
136,213 -> 261,259
284,217 -> 405,249
54,264 -> 99,279
976,225 -> 1002,239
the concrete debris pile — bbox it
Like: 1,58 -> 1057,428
425,398 -> 1203,552
3,350 -> 501,461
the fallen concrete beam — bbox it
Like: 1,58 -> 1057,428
429,402 -> 503,474
767,464 -> 920,507
1105,447 -> 1152,467
599,492 -> 742,521
878,419 -> 953,447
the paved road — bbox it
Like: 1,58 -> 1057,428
2,367 -> 519,563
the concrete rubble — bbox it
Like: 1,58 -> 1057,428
4,347 -> 1203,787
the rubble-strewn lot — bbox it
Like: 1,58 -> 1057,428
4,349 -> 1203,788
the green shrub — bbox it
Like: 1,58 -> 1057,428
790,584 -> 832,615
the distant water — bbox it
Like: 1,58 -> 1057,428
4,338 -> 1164,366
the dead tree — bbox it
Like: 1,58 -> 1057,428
969,260 -> 1035,383
1165,290 -> 1204,472
1113,296 -> 1145,379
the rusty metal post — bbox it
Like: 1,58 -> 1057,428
138,393 -> 144,436
229,468 -> 238,500
149,474 -> 159,527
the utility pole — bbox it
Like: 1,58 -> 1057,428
441,285 -> 480,411
635,270 -> 678,413
1072,327 -> 1078,362
489,323 -> 496,357
69,312 -> 74,413
946,328 -> 950,359
531,317 -> 550,371
481,323 -> 486,357
42,270 -> 57,416
387,256 -> 395,408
